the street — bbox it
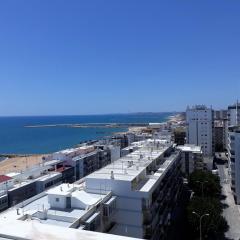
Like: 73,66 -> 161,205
218,164 -> 240,240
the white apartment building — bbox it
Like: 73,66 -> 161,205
186,105 -> 214,156
228,102 -> 240,126
85,140 -> 182,239
0,139 -> 183,240
228,126 -> 240,204
177,144 -> 203,175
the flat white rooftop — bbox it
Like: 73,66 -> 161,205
36,172 -> 61,182
0,195 -> 49,222
87,141 -> 171,182
46,183 -> 76,196
138,152 -> 179,192
177,144 -> 202,153
0,220 -> 140,240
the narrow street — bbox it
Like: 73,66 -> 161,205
217,164 -> 240,240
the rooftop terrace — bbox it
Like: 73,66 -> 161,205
86,143 -> 170,182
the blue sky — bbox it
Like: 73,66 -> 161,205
0,0 -> 240,116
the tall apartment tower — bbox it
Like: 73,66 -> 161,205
227,102 -> 240,190
186,105 -> 214,156
228,102 -> 240,126
228,126 -> 240,204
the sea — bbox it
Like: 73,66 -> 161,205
0,113 -> 173,154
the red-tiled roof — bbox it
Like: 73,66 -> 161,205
0,175 -> 12,183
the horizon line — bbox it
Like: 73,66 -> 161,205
0,111 -> 181,118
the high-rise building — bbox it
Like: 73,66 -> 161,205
228,126 -> 240,204
228,102 -> 240,126
177,144 -> 203,175
227,102 -> 240,181
214,110 -> 228,120
173,127 -> 186,145
186,105 -> 214,156
214,120 -> 225,152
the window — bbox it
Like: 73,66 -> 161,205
56,198 -> 59,202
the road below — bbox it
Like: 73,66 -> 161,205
218,164 -> 240,240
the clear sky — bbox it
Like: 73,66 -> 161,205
0,0 -> 240,116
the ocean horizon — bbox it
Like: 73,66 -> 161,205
0,112 -> 174,154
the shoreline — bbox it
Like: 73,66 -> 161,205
24,123 -> 149,128
0,154 -> 46,175
0,113 -> 181,159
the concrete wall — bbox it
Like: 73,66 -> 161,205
116,196 -> 142,211
71,197 -> 85,209
114,209 -> 143,226
48,195 -> 66,209
110,146 -> 121,162
85,178 -> 132,196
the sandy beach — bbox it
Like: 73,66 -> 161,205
0,155 -> 46,175
167,113 -> 185,123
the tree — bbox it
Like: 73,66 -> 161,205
188,170 -> 221,198
187,197 -> 228,239
187,170 -> 228,239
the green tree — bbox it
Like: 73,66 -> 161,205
189,170 -> 221,198
187,197 -> 228,239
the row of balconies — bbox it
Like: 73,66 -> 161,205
143,177 -> 182,227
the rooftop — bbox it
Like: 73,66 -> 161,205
87,140 -> 172,182
87,150 -> 166,182
72,150 -> 98,161
0,220 -> 139,240
0,175 -> 12,183
229,125 -> 240,133
46,183 -> 76,196
188,105 -> 207,110
36,172 -> 61,182
177,144 -> 202,153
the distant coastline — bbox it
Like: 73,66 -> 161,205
0,112 -> 175,154
24,123 -> 149,128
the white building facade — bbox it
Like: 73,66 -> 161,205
186,105 -> 214,156
85,140 -> 183,239
228,103 -> 240,126
0,140 -> 183,240
228,126 -> 240,204
177,144 -> 203,175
